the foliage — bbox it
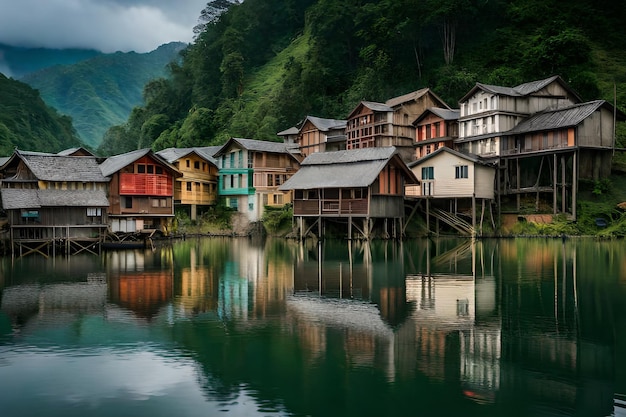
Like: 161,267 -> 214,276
21,42 -> 185,149
0,74 -> 83,155
96,0 -> 626,157
262,204 -> 294,235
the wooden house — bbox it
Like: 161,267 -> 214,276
279,147 -> 418,239
498,100 -> 625,218
156,147 -> 220,220
456,75 -> 581,158
413,107 -> 460,159
345,88 -> 450,163
406,147 -> 496,236
294,115 -> 347,157
99,148 -> 181,234
0,150 -> 110,256
214,138 -> 301,222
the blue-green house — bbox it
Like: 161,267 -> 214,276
214,138 -> 301,222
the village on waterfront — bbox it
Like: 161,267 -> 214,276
0,75 -> 624,257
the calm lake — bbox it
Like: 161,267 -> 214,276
0,237 -> 625,417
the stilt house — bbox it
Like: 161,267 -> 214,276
279,147 -> 418,239
0,150 -> 110,256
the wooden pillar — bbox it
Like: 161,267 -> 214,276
572,151 -> 577,220
516,159 -> 521,211
426,198 -> 430,234
553,153 -> 557,214
348,216 -> 352,240
472,194 -> 476,237
561,155 -> 566,214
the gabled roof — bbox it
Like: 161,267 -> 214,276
57,147 -> 95,157
279,147 -> 418,190
3,150 -> 109,182
459,75 -> 582,103
412,107 -> 460,125
1,188 -> 109,209
408,146 -> 490,168
196,146 -> 222,161
213,137 -> 293,157
277,126 -> 299,136
99,148 -> 180,177
345,101 -> 393,120
156,147 -> 218,166
504,100 -> 624,135
301,115 -> 347,132
385,87 -> 451,110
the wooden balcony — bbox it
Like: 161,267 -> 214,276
294,198 -> 368,216
120,173 -> 173,196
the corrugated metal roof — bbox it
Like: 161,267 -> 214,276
505,100 -> 605,135
279,147 -> 403,190
301,147 -> 397,166
1,189 -> 109,209
305,116 -> 347,131
19,154 -> 109,182
279,159 -> 389,190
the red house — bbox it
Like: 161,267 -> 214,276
99,149 -> 181,234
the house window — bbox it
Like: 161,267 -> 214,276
156,166 -> 163,175
455,165 -> 469,179
147,165 -> 154,174
137,164 -> 146,174
186,160 -> 190,168
194,161 -> 200,169
160,199 -> 167,207
87,208 -> 101,216
186,182 -> 192,191
421,166 -> 434,180
267,174 -> 273,187
273,194 -> 283,205
124,197 -> 132,208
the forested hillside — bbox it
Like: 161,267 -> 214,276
0,74 -> 83,155
22,42 -> 186,148
98,0 -> 626,156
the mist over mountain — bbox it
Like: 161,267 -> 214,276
0,43 -> 102,79
20,42 -> 186,148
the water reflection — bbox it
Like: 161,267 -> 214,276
0,238 -> 624,416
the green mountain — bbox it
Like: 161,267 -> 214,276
98,0 -> 626,156
21,42 -> 186,148
0,43 -> 101,79
0,74 -> 83,155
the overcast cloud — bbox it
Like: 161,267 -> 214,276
0,0 -> 209,53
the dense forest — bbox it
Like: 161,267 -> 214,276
21,42 -> 186,148
0,74 -> 82,154
94,0 -> 626,156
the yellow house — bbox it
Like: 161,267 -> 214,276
156,147 -> 220,220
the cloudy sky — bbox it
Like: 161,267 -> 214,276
0,0 -> 209,53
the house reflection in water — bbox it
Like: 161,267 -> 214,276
106,249 -> 174,321
288,239 -> 501,396
170,238 -> 295,322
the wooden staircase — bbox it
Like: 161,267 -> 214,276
430,208 -> 475,236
